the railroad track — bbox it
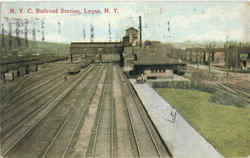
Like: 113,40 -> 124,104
12,66 -> 67,96
2,65 -> 67,105
86,64 -> 118,158
223,83 -> 250,98
0,65 -> 92,132
117,66 -> 171,158
1,70 -> 66,112
1,65 -> 95,157
0,73 -> 70,137
39,65 -> 105,158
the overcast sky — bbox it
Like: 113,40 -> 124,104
0,1 -> 248,43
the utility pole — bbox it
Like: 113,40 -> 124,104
15,19 -> 21,47
90,24 -> 94,42
7,17 -> 12,49
82,28 -> 86,41
1,23 -> 5,48
108,22 -> 111,42
32,18 -> 36,42
41,19 -> 45,42
24,19 -> 29,47
139,16 -> 142,48
57,21 -> 61,56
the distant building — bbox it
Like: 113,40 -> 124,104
123,27 -> 139,47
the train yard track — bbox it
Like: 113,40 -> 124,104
117,66 -> 171,158
85,64 -> 117,158
40,65 -> 104,158
1,64 -> 67,105
1,67 -> 92,136
1,63 -> 171,158
2,65 -> 95,157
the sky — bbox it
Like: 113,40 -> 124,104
0,1 -> 248,43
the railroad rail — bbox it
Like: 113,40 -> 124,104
1,63 -> 171,158
1,68 -> 67,111
117,66 -> 171,158
1,65 -> 95,157
1,65 -> 67,104
85,64 -> 117,158
40,66 -> 104,158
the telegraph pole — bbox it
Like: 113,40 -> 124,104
90,24 -> 94,42
32,18 -> 36,42
1,23 -> 5,48
108,22 -> 111,42
15,19 -> 21,47
41,19 -> 45,42
57,21 -> 61,56
139,16 -> 142,48
24,19 -> 29,47
7,18 -> 12,49
83,28 -> 86,41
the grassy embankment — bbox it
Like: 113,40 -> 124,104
0,35 -> 70,71
156,88 -> 250,157
0,35 -> 70,57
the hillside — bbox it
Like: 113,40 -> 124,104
0,35 -> 70,57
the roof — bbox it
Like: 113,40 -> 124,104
71,42 -> 121,45
126,27 -> 138,32
70,42 -> 123,48
134,55 -> 185,65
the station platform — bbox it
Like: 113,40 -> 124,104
130,79 -> 224,158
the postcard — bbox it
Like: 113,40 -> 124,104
0,1 -> 249,158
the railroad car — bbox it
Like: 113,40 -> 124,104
67,64 -> 81,74
80,62 -> 90,69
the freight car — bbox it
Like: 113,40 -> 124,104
67,64 -> 81,74
67,60 -> 92,74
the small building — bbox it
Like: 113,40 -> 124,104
130,55 -> 186,79
123,27 -> 139,47
239,48 -> 250,70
